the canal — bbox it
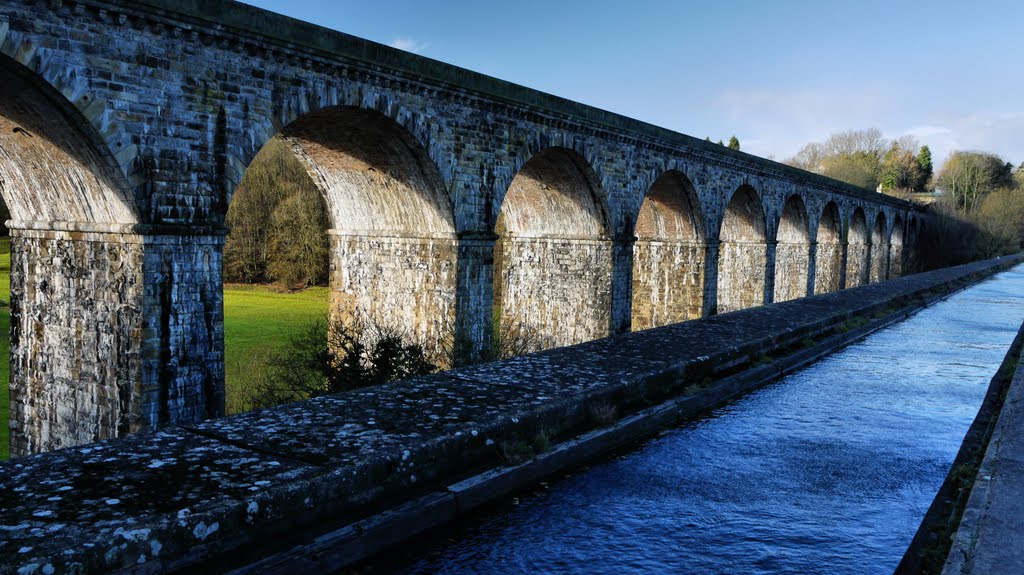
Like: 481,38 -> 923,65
377,265 -> 1024,575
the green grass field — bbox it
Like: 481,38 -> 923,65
222,284 -> 329,412
0,239 -> 326,458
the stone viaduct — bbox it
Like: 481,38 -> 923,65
0,0 -> 923,456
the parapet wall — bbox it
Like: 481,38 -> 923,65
1,255 -> 1021,575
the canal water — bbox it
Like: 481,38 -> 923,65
379,265 -> 1024,575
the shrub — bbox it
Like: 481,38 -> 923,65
234,317 -> 438,412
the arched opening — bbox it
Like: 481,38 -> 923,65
718,185 -> 767,313
773,195 -> 810,303
846,208 -> 869,288
0,55 -> 142,456
869,212 -> 888,283
815,202 -> 843,294
631,171 -> 705,330
224,107 -> 456,413
890,214 -> 905,277
494,147 -> 612,350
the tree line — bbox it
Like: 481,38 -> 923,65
783,127 -> 1023,266
224,137 -> 331,288
784,128 -> 934,194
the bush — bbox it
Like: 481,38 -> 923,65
234,318 -> 438,412
445,316 -> 546,368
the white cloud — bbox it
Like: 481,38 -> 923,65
710,87 -> 1024,166
389,37 -> 429,54
711,86 -> 894,160
898,113 -> 1024,166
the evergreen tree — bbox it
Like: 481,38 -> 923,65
727,136 -> 741,151
915,145 -> 933,192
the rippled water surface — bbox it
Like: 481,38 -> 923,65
386,266 -> 1024,575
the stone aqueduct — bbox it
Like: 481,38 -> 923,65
0,0 -> 922,456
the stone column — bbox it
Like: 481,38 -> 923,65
701,239 -> 721,316
611,235 -> 636,335
8,223 -> 225,456
455,231 -> 496,363
884,243 -> 893,281
807,241 -> 818,296
764,240 -> 778,305
864,240 -> 874,284
839,240 -> 849,290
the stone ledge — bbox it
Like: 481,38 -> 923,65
1,256 -> 1021,575
938,314 -> 1024,574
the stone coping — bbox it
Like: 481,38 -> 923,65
2,255 -> 1021,575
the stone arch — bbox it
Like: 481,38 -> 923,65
815,201 -> 843,294
0,36 -> 140,199
238,86 -> 458,226
492,136 -> 613,232
631,170 -> 706,330
773,194 -> 811,303
846,207 -> 869,288
890,214 -> 905,277
869,211 -> 888,283
494,147 -> 612,349
717,184 -> 767,313
238,106 -> 459,359
0,53 -> 147,455
0,53 -> 139,225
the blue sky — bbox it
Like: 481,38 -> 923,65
242,0 -> 1023,167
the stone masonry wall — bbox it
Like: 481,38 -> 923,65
846,212 -> 870,289
494,237 -> 613,349
329,232 -> 458,361
718,242 -> 768,313
140,233 -> 226,428
890,245 -> 904,278
631,241 -> 705,330
870,220 -> 889,283
846,244 -> 869,288
815,243 -> 844,294
8,229 -> 144,456
774,242 -> 810,303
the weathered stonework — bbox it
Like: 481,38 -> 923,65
718,186 -> 768,313
7,227 -> 223,457
0,0 -> 922,454
773,196 -> 810,303
890,215 -> 906,278
328,232 -> 457,360
632,241 -> 705,329
815,202 -> 844,294
8,229 -> 144,456
870,214 -> 889,284
846,209 -> 870,288
494,237 -> 613,349
631,171 -> 705,330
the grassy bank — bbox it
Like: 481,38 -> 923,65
0,250 -> 326,458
